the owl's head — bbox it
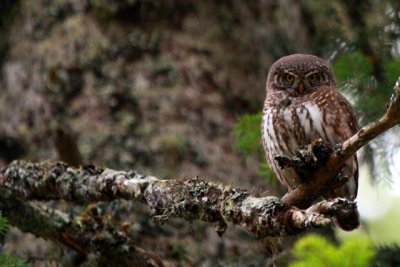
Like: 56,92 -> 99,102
266,54 -> 336,96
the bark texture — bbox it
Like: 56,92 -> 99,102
0,160 -> 334,239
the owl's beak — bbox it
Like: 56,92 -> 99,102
297,82 -> 305,94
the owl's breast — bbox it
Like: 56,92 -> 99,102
262,100 -> 339,156
293,101 -> 338,145
262,101 -> 341,188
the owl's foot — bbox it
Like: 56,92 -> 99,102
329,198 -> 360,231
275,138 -> 333,180
306,198 -> 360,231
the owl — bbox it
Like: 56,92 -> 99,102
261,54 -> 359,201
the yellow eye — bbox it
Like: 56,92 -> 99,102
285,73 -> 295,82
308,73 -> 318,82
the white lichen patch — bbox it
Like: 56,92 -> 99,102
241,196 -> 280,217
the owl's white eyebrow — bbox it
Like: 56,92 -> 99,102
273,74 -> 278,83
283,71 -> 296,75
305,71 -> 319,77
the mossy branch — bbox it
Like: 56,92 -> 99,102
0,160 -> 349,256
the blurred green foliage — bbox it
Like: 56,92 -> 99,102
290,234 -> 375,267
233,112 -> 277,184
233,112 -> 263,157
258,162 -> 278,185
0,214 -> 9,235
334,51 -> 373,81
374,244 -> 400,266
384,58 -> 400,87
333,51 -> 400,124
0,255 -> 27,267
0,214 -> 28,267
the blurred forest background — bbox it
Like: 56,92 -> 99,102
0,0 -> 400,266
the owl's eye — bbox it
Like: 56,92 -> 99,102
308,73 -> 318,82
285,73 -> 295,82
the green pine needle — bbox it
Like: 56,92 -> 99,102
0,214 -> 10,236
0,255 -> 28,267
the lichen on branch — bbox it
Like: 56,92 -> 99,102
0,160 -> 340,242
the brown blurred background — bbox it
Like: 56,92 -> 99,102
0,1 -> 399,266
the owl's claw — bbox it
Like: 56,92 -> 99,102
275,139 -> 334,180
274,154 -> 304,170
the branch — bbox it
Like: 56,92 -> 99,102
0,196 -> 157,266
281,77 -> 400,209
0,161 -> 344,250
343,78 -> 400,156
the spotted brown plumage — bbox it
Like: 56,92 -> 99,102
261,54 -> 359,200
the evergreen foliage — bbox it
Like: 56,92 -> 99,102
290,234 -> 375,267
233,112 -> 276,184
0,214 -> 28,267
0,214 -> 9,236
374,244 -> 400,267
233,112 -> 263,157
333,51 -> 399,123
0,255 -> 27,267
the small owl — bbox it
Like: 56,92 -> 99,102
261,54 -> 359,201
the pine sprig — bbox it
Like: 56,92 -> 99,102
0,214 -> 10,236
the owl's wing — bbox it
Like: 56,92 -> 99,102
335,90 -> 360,134
321,88 -> 359,200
